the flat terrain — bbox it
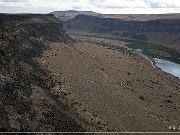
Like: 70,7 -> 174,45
38,35 -> 180,132
102,14 -> 180,21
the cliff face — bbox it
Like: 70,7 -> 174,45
63,15 -> 180,51
0,14 -> 71,42
0,14 -> 84,132
64,15 -> 180,32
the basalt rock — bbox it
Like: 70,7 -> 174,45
0,14 -> 84,132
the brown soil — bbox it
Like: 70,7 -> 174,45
38,36 -> 180,132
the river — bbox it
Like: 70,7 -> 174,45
134,49 -> 180,79
154,58 -> 180,79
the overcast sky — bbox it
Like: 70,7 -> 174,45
0,0 -> 180,14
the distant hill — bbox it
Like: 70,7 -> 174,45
51,10 -> 180,21
102,13 -> 180,21
51,10 -> 100,21
61,14 -> 180,51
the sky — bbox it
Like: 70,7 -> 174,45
0,0 -> 180,14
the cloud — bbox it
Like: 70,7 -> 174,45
88,0 -> 106,2
86,0 -> 180,13
2,0 -> 28,2
88,0 -> 180,8
0,0 -> 180,14
72,5 -> 82,9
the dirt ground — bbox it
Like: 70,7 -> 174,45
37,36 -> 180,132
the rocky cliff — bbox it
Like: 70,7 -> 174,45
0,14 -> 84,132
63,15 -> 180,51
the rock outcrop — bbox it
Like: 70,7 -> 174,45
0,14 -> 84,132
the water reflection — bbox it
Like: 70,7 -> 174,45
154,58 -> 180,79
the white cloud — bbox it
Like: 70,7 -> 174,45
0,0 -> 180,13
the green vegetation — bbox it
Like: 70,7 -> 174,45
148,49 -> 171,58
69,32 -> 180,64
125,39 -> 180,64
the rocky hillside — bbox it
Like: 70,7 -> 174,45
1,13 -> 180,133
37,33 -> 180,132
63,15 -> 180,51
0,14 -> 85,132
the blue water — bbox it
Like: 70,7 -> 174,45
134,49 -> 180,79
154,58 -> 180,79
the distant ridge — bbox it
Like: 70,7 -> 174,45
51,10 -> 100,21
51,10 -> 180,21
59,13 -> 180,51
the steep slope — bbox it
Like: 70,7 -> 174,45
38,34 -> 180,132
0,14 -> 85,132
1,13 -> 180,133
63,15 -> 180,51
